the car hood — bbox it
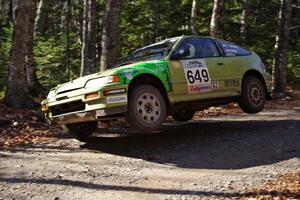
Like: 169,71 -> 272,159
55,70 -> 116,94
53,60 -> 164,95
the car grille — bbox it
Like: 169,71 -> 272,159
50,100 -> 85,116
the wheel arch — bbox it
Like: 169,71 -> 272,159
128,73 -> 171,113
242,70 -> 271,100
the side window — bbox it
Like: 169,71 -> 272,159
217,39 -> 251,57
172,38 -> 219,59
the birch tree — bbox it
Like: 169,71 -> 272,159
191,0 -> 199,35
25,0 -> 43,96
11,0 -> 19,23
240,0 -> 249,46
34,0 -> 50,37
210,0 -> 223,37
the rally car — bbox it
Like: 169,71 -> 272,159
42,36 -> 271,140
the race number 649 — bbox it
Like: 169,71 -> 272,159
186,69 -> 209,84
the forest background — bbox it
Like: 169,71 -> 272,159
0,0 -> 299,108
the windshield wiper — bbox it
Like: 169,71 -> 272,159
114,61 -> 134,68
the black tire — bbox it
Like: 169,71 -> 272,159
172,110 -> 195,122
62,121 -> 98,141
239,76 -> 266,113
127,85 -> 167,132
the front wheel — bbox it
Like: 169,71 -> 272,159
239,76 -> 266,113
127,85 -> 167,132
62,121 -> 98,141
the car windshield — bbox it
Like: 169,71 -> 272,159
115,38 -> 179,67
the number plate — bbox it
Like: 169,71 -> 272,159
180,59 -> 212,94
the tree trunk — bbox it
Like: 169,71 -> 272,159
61,0 -> 71,79
34,0 -> 49,37
0,0 -> 4,32
0,1 -> 3,92
4,0 -> 37,108
240,0 -> 249,46
191,0 -> 198,35
26,0 -> 43,96
271,0 -> 292,95
10,0 -> 43,96
80,0 -> 97,76
210,0 -> 223,37
8,0 -> 13,24
100,0 -> 123,71
0,0 -> 2,24
66,0 -> 71,80
153,1 -> 161,39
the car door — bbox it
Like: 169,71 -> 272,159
167,37 -> 230,102
214,39 -> 253,95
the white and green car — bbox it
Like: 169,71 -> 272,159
42,36 -> 271,140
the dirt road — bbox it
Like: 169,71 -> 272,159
1,109 -> 300,200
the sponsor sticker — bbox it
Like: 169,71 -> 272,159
212,81 -> 219,89
106,95 -> 127,104
224,80 -> 240,88
121,69 -> 138,80
180,59 -> 212,94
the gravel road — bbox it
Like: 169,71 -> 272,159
0,109 -> 300,200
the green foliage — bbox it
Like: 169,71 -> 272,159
287,41 -> 300,87
120,0 -> 194,56
0,26 -> 13,96
34,33 -> 81,90
247,0 -> 278,70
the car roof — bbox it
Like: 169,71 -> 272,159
181,35 -> 219,40
135,35 -> 215,49
130,35 -> 221,56
139,36 -> 181,49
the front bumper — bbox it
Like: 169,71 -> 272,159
42,84 -> 129,124
50,106 -> 127,125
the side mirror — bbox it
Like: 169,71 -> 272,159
170,48 -> 190,60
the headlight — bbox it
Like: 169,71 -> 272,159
47,90 -> 56,99
85,75 -> 120,88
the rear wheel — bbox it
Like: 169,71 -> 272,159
128,85 -> 167,132
172,110 -> 195,122
62,121 -> 98,141
239,76 -> 266,113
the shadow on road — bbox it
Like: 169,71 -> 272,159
81,119 -> 300,170
0,176 -> 299,198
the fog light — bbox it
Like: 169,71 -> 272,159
85,92 -> 99,100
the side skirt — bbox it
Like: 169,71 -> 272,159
171,96 -> 239,113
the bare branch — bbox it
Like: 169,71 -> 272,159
290,25 -> 300,30
292,4 -> 300,9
